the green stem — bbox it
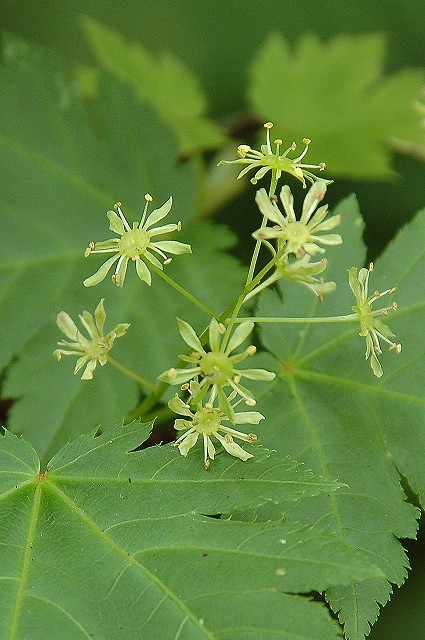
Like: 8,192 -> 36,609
107,355 -> 156,390
245,177 -> 277,285
151,265 -> 217,318
233,314 -> 358,324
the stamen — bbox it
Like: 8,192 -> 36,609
247,433 -> 257,442
246,345 -> 256,356
245,397 -> 256,407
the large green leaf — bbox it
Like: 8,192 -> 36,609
253,195 -> 425,639
248,33 -> 424,179
0,34 -> 245,462
81,16 -> 226,154
0,422 -> 385,640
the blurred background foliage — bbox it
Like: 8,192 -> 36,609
0,1 -> 424,638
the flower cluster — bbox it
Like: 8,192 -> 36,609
349,264 -> 401,377
53,299 -> 129,379
84,195 -> 191,288
169,383 -> 264,469
218,122 -> 332,188
160,317 -> 275,418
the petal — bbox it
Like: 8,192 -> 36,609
206,435 -> 215,461
143,250 -> 163,269
168,394 -> 193,417
177,318 -> 204,352
135,259 -> 152,285
279,185 -> 296,222
107,210 -> 126,235
158,367 -> 200,385
56,311 -> 79,341
152,241 -> 192,255
238,368 -> 276,381
178,430 -> 199,456
208,318 -> 222,352
300,179 -> 327,223
255,189 -> 286,226
147,224 -> 179,236
225,321 -> 254,354
83,254 -> 120,287
214,433 -> 253,461
144,196 -> 173,229
113,255 -> 130,288
233,411 -> 265,425
94,299 -> 106,334
252,227 -> 284,241
309,233 -> 343,246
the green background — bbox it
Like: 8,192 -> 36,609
1,1 -> 424,638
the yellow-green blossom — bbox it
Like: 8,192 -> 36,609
159,317 -> 275,419
254,180 -> 342,258
84,194 -> 191,288
349,264 -> 401,377
169,390 -> 263,468
218,122 -> 332,189
245,254 -> 336,302
53,299 -> 129,379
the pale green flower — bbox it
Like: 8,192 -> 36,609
218,122 -> 332,188
169,390 -> 263,468
84,194 -> 191,288
254,180 -> 342,257
53,299 -> 129,379
349,264 -> 401,378
244,251 -> 336,303
159,317 -> 275,419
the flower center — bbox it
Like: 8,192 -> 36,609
193,408 -> 221,435
118,228 -> 151,259
283,222 -> 309,251
199,352 -> 234,386
87,338 -> 111,359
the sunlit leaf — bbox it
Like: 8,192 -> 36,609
248,32 -> 424,178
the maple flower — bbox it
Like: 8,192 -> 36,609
253,180 -> 342,258
218,122 -> 332,188
83,195 -> 191,288
348,264 -> 401,377
53,299 -> 130,380
169,391 -> 263,468
159,317 -> 275,419
244,254 -> 336,302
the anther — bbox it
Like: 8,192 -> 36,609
319,162 -> 326,171
302,138 -> 311,145
163,258 -> 172,266
248,433 -> 257,442
246,345 -> 257,356
245,398 -> 256,407
177,221 -> 182,231
264,122 -> 273,129
144,193 -> 153,202
392,302 -> 398,310
114,202 -> 122,210
84,242 -> 95,257
218,322 -> 226,334
112,274 -> 121,285
237,144 -> 251,158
